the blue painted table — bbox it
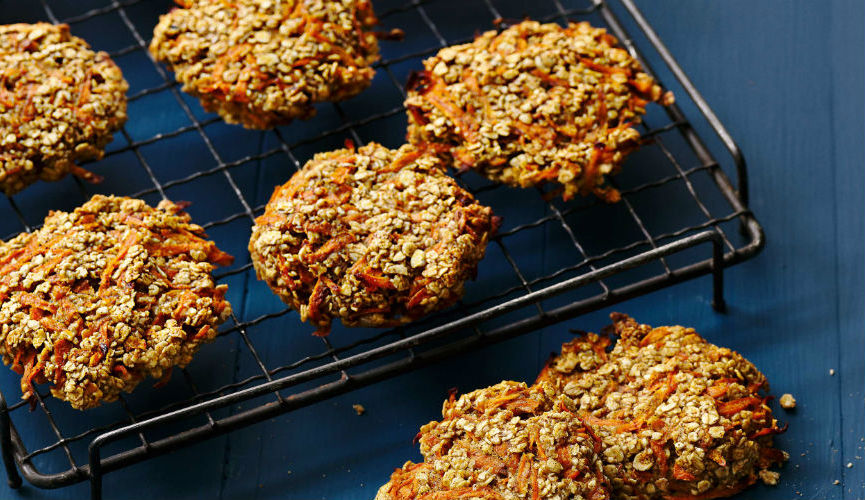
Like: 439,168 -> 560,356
0,0 -> 862,499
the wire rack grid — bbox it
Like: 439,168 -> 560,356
0,0 -> 764,499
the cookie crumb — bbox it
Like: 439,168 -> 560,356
759,469 -> 780,486
779,393 -> 797,409
834,479 -> 841,485
847,462 -> 854,468
830,368 -> 836,376
352,404 -> 366,416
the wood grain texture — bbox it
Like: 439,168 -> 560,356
0,0 -> 860,499
830,2 -> 865,498
627,4 -> 865,500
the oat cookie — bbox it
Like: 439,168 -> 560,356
376,381 -> 610,500
406,20 -> 671,202
249,142 -> 497,335
0,195 -> 233,410
536,314 -> 787,499
0,23 -> 128,195
150,0 -> 380,129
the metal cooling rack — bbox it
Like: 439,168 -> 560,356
0,0 -> 764,499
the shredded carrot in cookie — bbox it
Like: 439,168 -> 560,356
0,23 -> 127,194
375,381 -> 610,500
406,20 -> 671,201
150,0 -> 380,129
0,195 -> 233,410
249,143 -> 496,335
537,314 -> 787,499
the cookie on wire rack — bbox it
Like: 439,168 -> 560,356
536,313 -> 788,499
150,0 -> 381,130
0,23 -> 128,195
375,381 -> 611,500
0,195 -> 233,410
248,142 -> 498,335
405,20 -> 673,202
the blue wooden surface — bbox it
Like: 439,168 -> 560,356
0,0 -> 863,499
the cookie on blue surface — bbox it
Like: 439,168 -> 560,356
376,381 -> 611,500
0,195 -> 233,410
405,20 -> 672,202
0,23 -> 128,195
150,0 -> 380,129
537,313 -> 788,499
248,142 -> 497,335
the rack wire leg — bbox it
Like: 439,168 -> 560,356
711,238 -> 726,312
89,443 -> 102,500
0,392 -> 22,489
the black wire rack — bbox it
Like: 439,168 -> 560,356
0,0 -> 764,499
